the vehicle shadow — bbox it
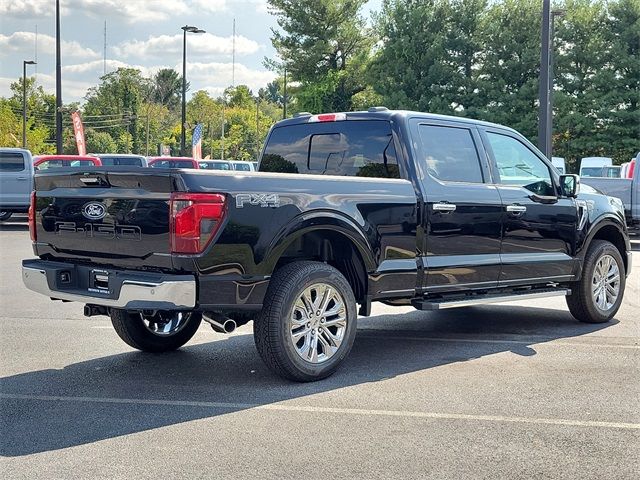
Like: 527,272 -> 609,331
0,305 -> 615,456
0,217 -> 28,232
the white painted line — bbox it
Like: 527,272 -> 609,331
357,333 -> 640,350
1,393 -> 638,430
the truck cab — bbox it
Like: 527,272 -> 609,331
0,148 -> 34,221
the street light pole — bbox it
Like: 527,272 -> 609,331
538,0 -> 551,159
180,25 -> 205,156
22,60 -> 37,148
548,9 -> 565,161
55,0 -> 62,154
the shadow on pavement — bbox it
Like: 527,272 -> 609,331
0,304 -> 615,456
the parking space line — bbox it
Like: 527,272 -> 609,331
357,333 -> 640,349
2,393 -> 638,430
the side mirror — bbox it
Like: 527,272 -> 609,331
559,174 -> 580,198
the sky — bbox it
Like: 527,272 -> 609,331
0,0 -> 382,104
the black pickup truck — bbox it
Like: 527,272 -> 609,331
23,109 -> 632,381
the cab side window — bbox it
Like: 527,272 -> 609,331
417,124 -> 484,183
486,132 -> 555,196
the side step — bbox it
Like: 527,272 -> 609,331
412,288 -> 571,311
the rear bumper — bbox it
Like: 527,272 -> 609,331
22,259 -> 196,310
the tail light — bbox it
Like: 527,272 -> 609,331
28,191 -> 36,242
170,193 -> 226,254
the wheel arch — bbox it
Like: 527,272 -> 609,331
582,217 -> 629,274
262,212 -> 375,305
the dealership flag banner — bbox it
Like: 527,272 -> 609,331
192,123 -> 203,160
71,112 -> 86,155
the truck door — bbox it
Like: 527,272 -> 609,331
480,128 -> 579,284
0,151 -> 32,207
410,119 -> 503,292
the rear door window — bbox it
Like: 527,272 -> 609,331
415,124 -> 484,183
0,152 -> 26,172
261,120 -> 400,178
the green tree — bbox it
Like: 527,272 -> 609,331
84,68 -> 151,153
85,129 -> 117,153
153,68 -> 185,110
268,0 -> 374,112
369,0 -> 486,116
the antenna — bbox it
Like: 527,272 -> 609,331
35,24 -> 38,82
103,20 -> 107,75
232,18 -> 236,87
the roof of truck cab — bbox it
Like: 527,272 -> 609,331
272,109 -> 518,133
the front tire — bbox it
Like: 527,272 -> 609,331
110,309 -> 202,352
254,261 -> 357,382
566,240 -> 626,324
0,212 -> 12,221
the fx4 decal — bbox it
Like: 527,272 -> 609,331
235,193 -> 280,208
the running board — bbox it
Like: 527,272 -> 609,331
412,288 -> 571,311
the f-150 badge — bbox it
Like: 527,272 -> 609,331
235,193 -> 280,208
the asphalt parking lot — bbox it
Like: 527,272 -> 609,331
1,215 -> 638,479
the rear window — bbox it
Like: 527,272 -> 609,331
150,160 -> 194,168
100,157 -> 144,166
233,162 -> 251,171
0,152 -> 26,172
260,120 -> 400,178
200,162 -> 231,170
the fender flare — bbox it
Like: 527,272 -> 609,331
261,210 -> 376,273
579,214 -> 629,269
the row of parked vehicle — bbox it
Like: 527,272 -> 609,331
0,148 -> 259,221
30,153 -> 258,172
552,156 -> 636,179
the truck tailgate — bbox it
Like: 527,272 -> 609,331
34,169 -> 175,269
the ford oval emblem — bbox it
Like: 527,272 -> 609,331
82,202 -> 107,220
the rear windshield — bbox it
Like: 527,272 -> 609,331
100,157 -> 144,166
581,167 -> 605,177
0,152 -> 26,172
200,162 -> 231,170
151,160 -> 194,168
260,120 -> 400,178
233,162 -> 251,171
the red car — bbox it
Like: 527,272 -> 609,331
34,155 -> 102,170
147,157 -> 200,169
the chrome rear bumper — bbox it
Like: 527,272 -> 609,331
22,259 -> 196,310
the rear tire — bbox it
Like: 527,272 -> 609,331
566,240 -> 625,324
254,261 -> 357,382
0,212 -> 12,221
110,309 -> 202,352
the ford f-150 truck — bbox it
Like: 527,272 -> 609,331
22,109 -> 632,381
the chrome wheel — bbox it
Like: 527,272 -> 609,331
591,254 -> 620,312
290,283 -> 347,364
141,311 -> 191,337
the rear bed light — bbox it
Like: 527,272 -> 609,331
308,113 -> 346,123
29,191 -> 36,242
170,193 -> 226,254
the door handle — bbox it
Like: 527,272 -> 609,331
16,176 -> 28,180
433,203 -> 457,213
506,204 -> 527,214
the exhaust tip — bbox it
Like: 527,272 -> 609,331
203,313 -> 237,334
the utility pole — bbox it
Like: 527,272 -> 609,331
255,97 -> 260,160
221,104 -> 225,160
23,60 -> 37,148
283,67 -> 287,119
538,0 -> 552,159
145,110 -> 150,156
55,0 -> 63,154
